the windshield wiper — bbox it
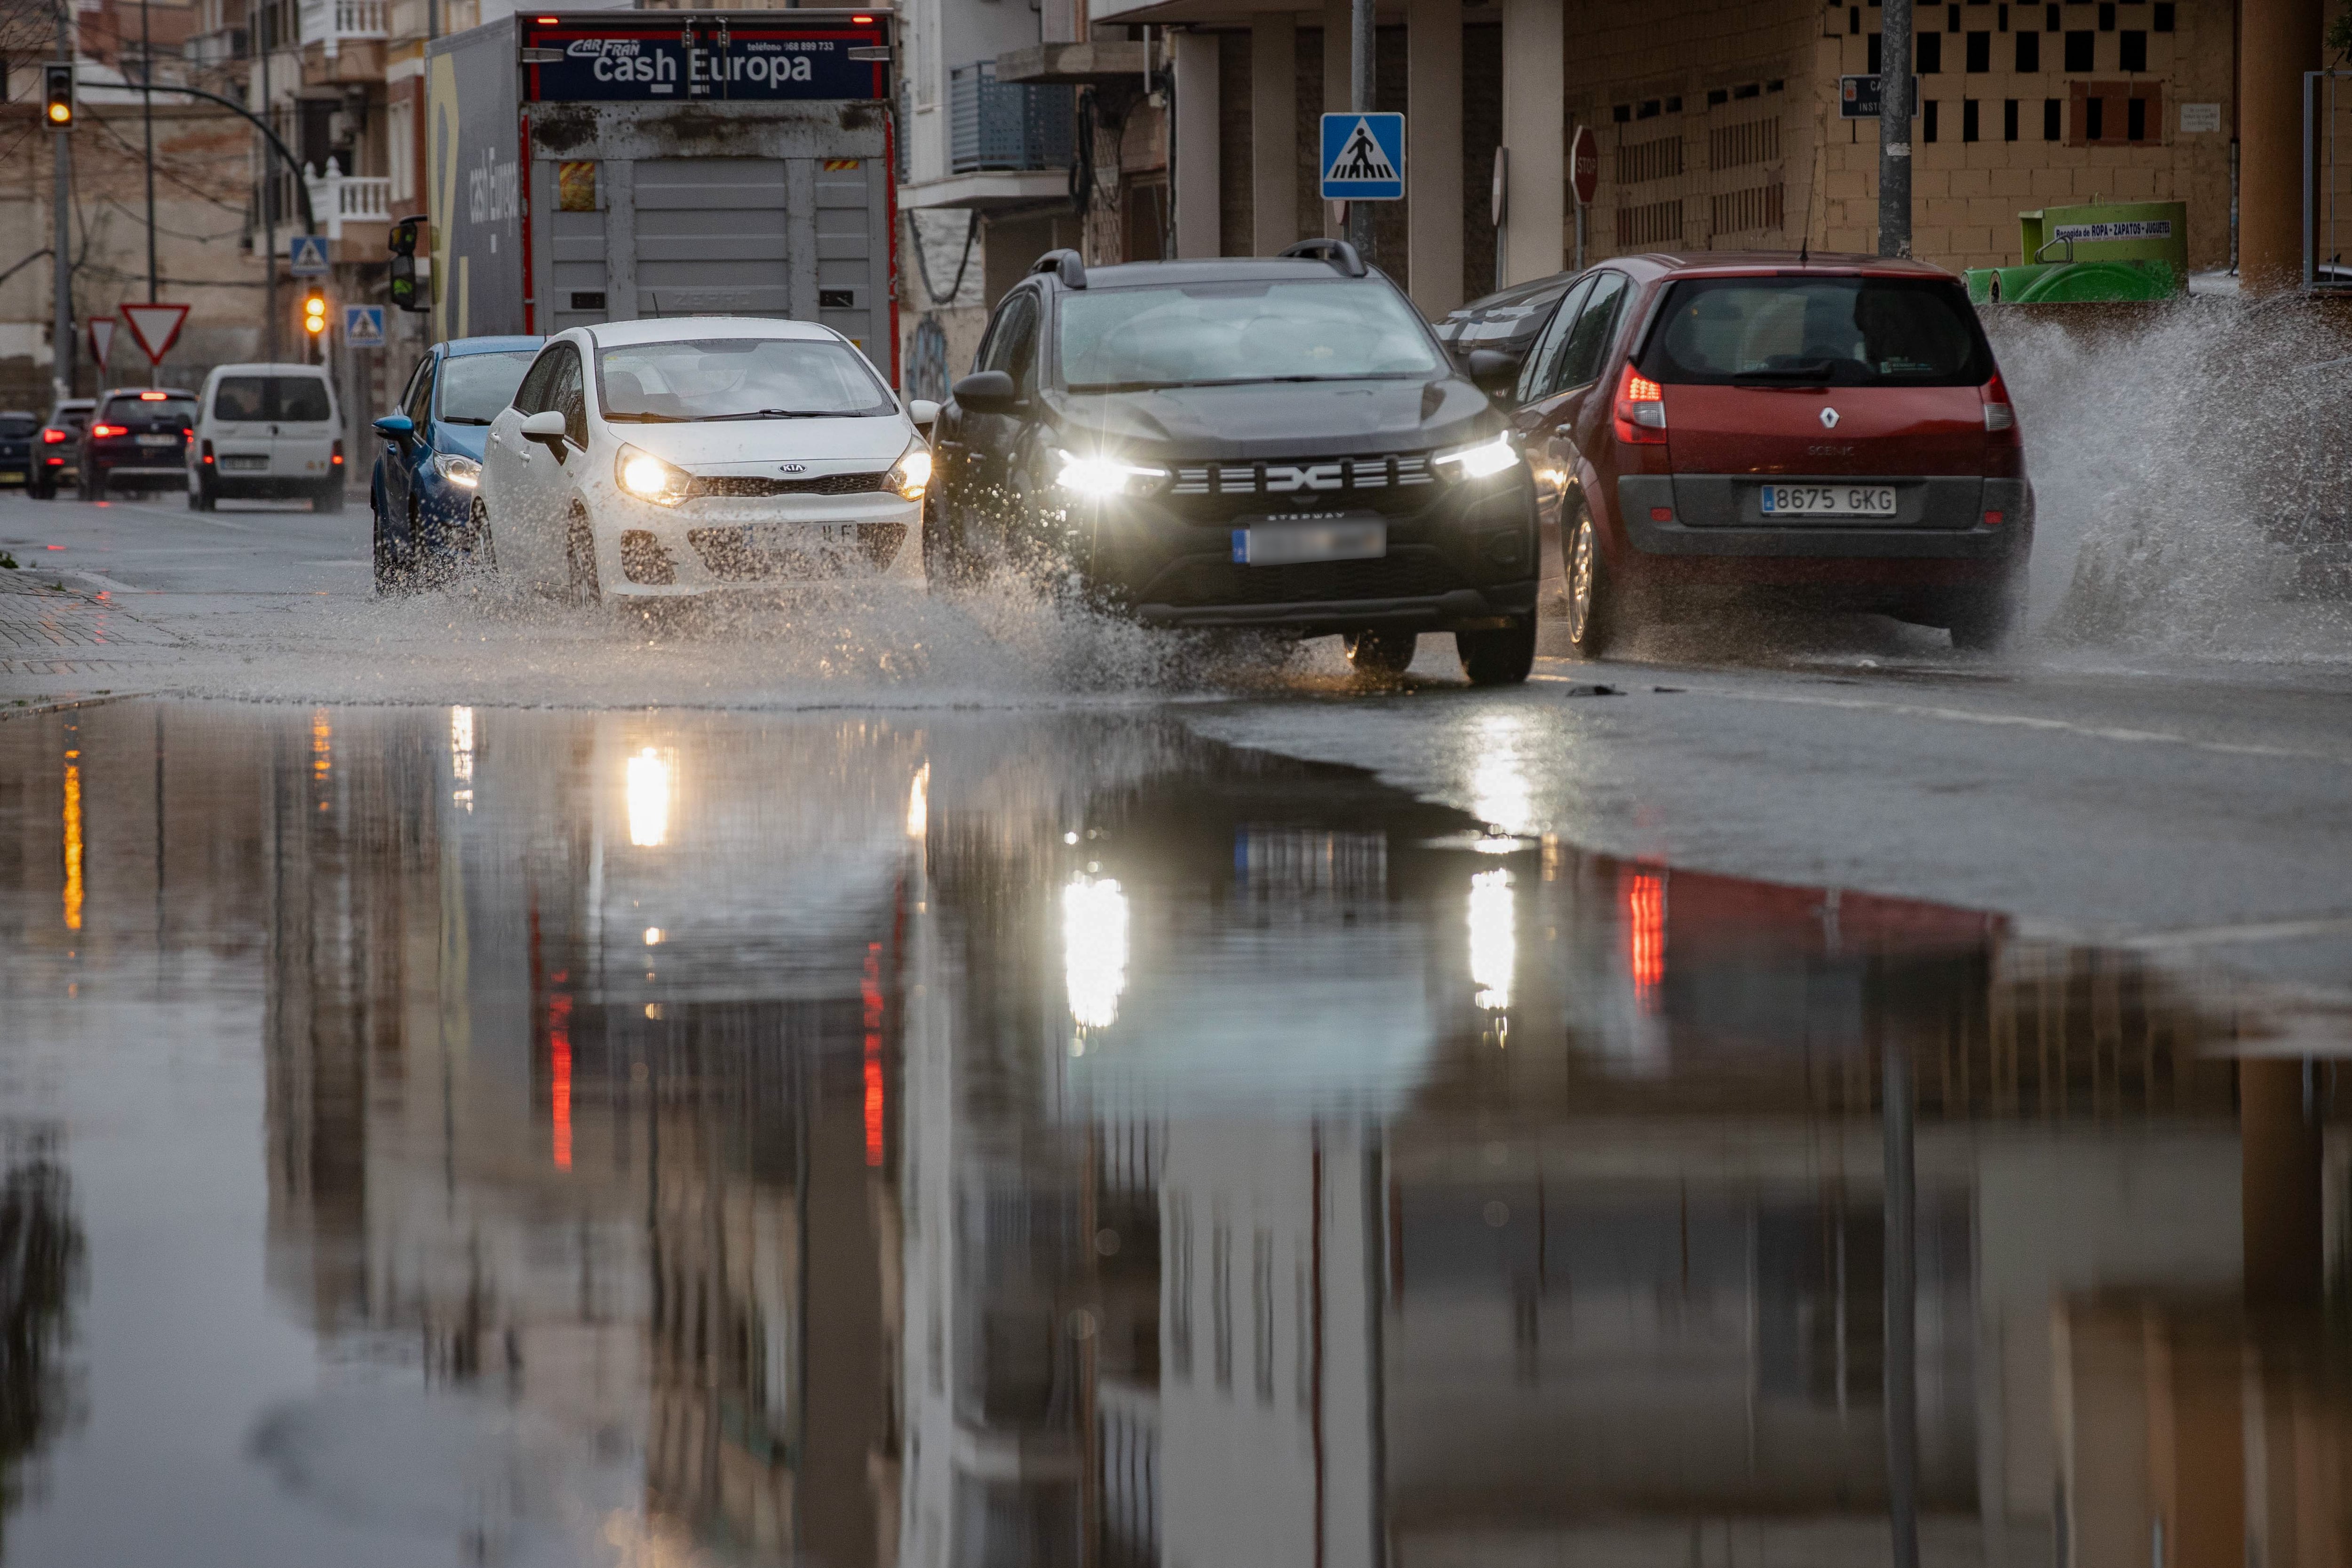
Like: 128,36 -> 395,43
441,415 -> 493,426
696,408 -> 843,422
1730,361 -> 1839,383
1068,373 -> 1413,393
603,411 -> 688,423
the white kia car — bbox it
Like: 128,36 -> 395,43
474,318 -> 936,599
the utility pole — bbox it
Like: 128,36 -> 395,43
260,0 -> 278,362
51,0 -> 73,407
1346,0 -> 1374,262
1877,0 -> 1914,257
141,0 -> 158,301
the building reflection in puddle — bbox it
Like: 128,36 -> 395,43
0,703 -> 2345,1566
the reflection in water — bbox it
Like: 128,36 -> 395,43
0,1132 -> 86,1552
0,703 -> 2345,1566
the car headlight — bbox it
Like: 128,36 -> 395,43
430,451 -> 481,490
1432,432 -> 1523,481
615,443 -> 691,507
1054,448 -> 1171,499
889,443 -> 933,501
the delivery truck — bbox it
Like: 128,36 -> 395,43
425,8 -> 899,380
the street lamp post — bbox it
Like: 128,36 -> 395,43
142,0 -> 158,302
52,4 -> 74,406
1878,0 -> 1914,256
1347,0 -> 1375,263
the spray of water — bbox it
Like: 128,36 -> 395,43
1986,297 -> 2352,657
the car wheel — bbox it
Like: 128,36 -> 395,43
564,512 -> 602,603
465,497 -> 500,578
79,467 -> 103,502
1562,506 -> 1618,658
921,498 -> 985,594
1944,580 -> 2022,652
1343,629 -> 1418,676
194,474 -> 215,511
30,479 -> 53,500
314,482 -> 345,515
371,508 -> 409,596
1457,613 -> 1538,686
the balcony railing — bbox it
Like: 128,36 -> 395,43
948,63 -> 1073,175
299,0 -> 385,58
301,159 -> 392,240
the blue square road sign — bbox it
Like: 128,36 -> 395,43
288,234 -> 330,277
1319,112 -> 1405,201
343,305 -> 385,348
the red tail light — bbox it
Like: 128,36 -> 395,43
40,427 -> 66,444
331,439 -> 344,467
89,424 -> 126,439
1981,374 -> 2018,441
1613,365 -> 1667,445
201,439 -> 215,465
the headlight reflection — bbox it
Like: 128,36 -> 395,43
626,747 -> 674,847
1063,874 -> 1130,1032
1469,867 -> 1515,1013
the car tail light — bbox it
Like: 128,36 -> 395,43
40,427 -> 66,444
1981,374 -> 2018,439
1613,365 -> 1667,445
331,439 -> 344,467
201,439 -> 215,466
90,424 -> 126,439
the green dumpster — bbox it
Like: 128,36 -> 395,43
1964,200 -> 2188,304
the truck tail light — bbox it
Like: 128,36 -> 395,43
1981,374 -> 2018,440
1613,365 -> 1667,445
331,439 -> 344,467
89,424 -> 126,439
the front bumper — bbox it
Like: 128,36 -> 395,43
595,491 -> 922,596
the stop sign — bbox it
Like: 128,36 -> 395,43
1570,125 -> 1599,208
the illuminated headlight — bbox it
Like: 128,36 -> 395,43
1433,433 -> 1522,481
430,451 -> 481,490
889,443 -> 933,501
1054,448 -> 1171,499
615,444 -> 691,507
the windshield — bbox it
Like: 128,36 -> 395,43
595,337 -> 896,422
1640,277 -> 1993,387
212,376 -> 331,422
437,351 -> 537,425
1057,280 -> 1441,391
101,395 -> 198,426
0,417 -> 37,438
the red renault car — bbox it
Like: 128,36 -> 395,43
1509,253 -> 2030,653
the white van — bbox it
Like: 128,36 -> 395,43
187,363 -> 344,512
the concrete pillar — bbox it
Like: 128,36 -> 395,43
1173,31 -> 1222,260
1323,0 -> 1351,236
1251,17 -> 1300,255
1498,0 -> 1563,285
1406,0 -> 1463,314
2241,1058 -> 2323,1307
2237,0 -> 2323,288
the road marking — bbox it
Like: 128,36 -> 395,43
2117,914 -> 2352,950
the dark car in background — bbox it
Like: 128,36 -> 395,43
1431,271 -> 1580,364
369,334 -> 541,591
1507,252 -> 2032,655
0,411 -> 37,490
31,397 -> 94,498
79,388 -> 197,500
929,242 -> 1542,685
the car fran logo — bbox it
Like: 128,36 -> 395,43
1263,462 -> 1345,492
1819,407 -> 1841,430
779,462 -> 807,474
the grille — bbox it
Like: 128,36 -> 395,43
1169,454 -> 1433,497
688,523 -> 906,580
620,530 -> 675,586
693,470 -> 890,498
1139,547 -> 1464,609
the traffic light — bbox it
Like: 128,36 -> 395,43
302,288 -> 328,338
43,63 -> 73,129
388,214 -> 427,313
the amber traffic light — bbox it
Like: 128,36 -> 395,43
43,64 -> 73,127
302,289 -> 328,336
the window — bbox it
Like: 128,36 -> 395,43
209,376 -> 326,423
1967,30 -> 1990,68
976,290 -> 1037,381
2016,30 -> 2041,68
1516,276 -> 1591,404
2004,96 -> 2021,138
2119,28 -> 2145,67
101,393 -> 198,425
2098,0 -> 2114,24
2044,96 -> 2063,137
2064,29 -> 2094,67
2153,2 -> 2173,29
435,351 -> 535,424
1963,97 -> 1981,140
1919,31 -> 1942,69
513,349 -> 562,415
547,348 -> 586,447
1553,272 -> 1631,394
1925,98 -> 1940,140
2046,3 -> 2060,26
2126,95 -> 2146,137
1868,31 -> 1882,71
403,357 -> 433,427
1056,280 -> 1438,392
596,337 -> 897,420
1947,3 -> 1961,27
1998,3 -> 2009,29
2086,95 -> 2104,137
1850,8 -> 1860,34
1639,276 -> 1993,387
386,98 -> 414,204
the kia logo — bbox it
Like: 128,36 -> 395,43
779,462 -> 807,473
1819,407 -> 1841,430
1263,462 -> 1345,492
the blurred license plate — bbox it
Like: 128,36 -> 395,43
139,436 -> 178,448
1761,483 -> 1897,517
221,456 -> 267,471
749,523 -> 863,547
1232,518 -> 1386,566
0,471 -> 23,484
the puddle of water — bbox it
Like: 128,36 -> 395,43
0,702 -> 2345,1567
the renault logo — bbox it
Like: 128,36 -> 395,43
1263,462 -> 1345,492
1819,407 -> 1841,430
779,462 -> 807,473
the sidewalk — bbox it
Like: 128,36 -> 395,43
0,567 -> 176,699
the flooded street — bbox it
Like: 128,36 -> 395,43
4,699 -> 2348,1566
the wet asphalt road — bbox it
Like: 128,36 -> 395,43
1,485 -> 2351,1566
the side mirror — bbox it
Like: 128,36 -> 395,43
907,397 -> 941,429
951,371 -> 1017,414
1465,349 -> 1524,399
519,409 -> 568,449
372,413 -> 415,441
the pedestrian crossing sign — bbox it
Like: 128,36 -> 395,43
343,305 -> 385,347
1319,112 -> 1405,201
288,234 -> 329,277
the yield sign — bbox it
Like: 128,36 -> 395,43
87,316 -> 115,371
119,302 -> 191,365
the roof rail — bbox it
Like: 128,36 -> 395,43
1279,238 -> 1367,278
1030,248 -> 1088,289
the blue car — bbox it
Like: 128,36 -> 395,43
370,335 -> 541,592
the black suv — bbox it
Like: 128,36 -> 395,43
927,242 -> 1541,683
80,388 -> 197,499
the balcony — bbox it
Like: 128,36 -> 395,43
299,0 -> 384,59
949,62 -> 1074,175
303,158 -> 392,241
